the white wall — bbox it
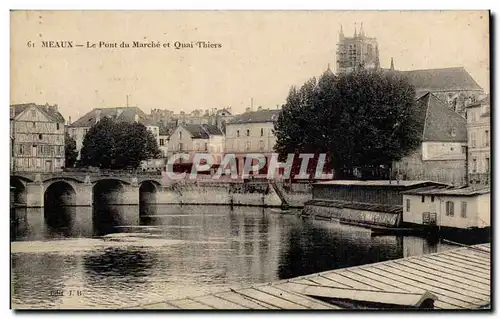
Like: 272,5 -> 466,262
477,193 -> 490,227
225,122 -> 276,153
168,126 -> 194,153
403,193 -> 488,229
421,142 -> 466,161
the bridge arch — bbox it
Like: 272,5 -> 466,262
139,181 -> 158,205
92,179 -> 126,206
44,181 -> 77,234
10,176 -> 27,206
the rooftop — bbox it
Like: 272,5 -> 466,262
314,180 -> 450,187
404,186 -> 490,196
227,109 -> 280,124
69,107 -> 154,127
415,93 -> 467,142
11,103 -> 65,123
181,124 -> 223,139
390,67 -> 483,92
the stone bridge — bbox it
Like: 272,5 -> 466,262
10,171 -> 165,208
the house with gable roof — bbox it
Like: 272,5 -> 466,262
392,92 -> 468,185
167,123 -> 225,167
67,107 -> 160,160
10,103 -> 66,172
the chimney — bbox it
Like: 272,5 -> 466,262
68,116 -> 72,125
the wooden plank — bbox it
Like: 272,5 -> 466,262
277,282 -> 438,308
451,250 -> 491,263
339,269 -> 408,292
398,260 -> 491,293
451,250 -> 491,264
374,264 -> 486,306
236,288 -> 308,309
256,285 -> 340,309
214,291 -> 273,309
292,278 -> 322,286
413,257 -> 491,283
140,301 -> 180,310
167,298 -> 215,309
307,275 -> 353,288
192,295 -> 248,310
349,268 -> 425,293
321,272 -> 382,290
390,261 -> 490,298
424,255 -> 490,277
432,254 -> 491,272
364,266 -> 473,309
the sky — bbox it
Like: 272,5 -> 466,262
10,11 -> 489,122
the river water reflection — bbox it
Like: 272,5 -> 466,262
11,205 -> 456,309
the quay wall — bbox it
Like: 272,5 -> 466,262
156,183 -> 284,207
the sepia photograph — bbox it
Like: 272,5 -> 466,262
9,10 -> 490,310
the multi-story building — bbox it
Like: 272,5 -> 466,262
150,108 -> 233,133
67,107 -> 159,159
336,24 -> 380,74
167,123 -> 225,165
225,108 -> 280,175
10,103 -> 65,172
392,93 -> 468,185
466,94 -> 490,185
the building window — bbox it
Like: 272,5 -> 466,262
56,123 -> 60,130
179,143 -> 183,151
461,202 -> 467,218
471,132 -> 476,148
461,146 -> 467,154
406,199 -> 410,212
204,143 -> 208,151
472,158 -> 477,173
450,128 -> 456,137
246,129 -> 250,137
484,130 -> 489,146
160,139 -> 164,146
259,140 -> 265,151
431,195 -> 435,203
179,131 -> 182,139
245,141 -> 251,151
260,128 -> 264,137
421,196 -> 425,203
237,130 -> 240,137
32,122 -> 36,128
31,110 -> 36,117
445,201 -> 454,217
486,157 -> 490,173
38,134 -> 42,140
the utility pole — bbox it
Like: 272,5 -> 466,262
251,98 -> 254,111
126,95 -> 130,107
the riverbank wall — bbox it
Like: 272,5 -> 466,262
156,182 -> 285,207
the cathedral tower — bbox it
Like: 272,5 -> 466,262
336,23 -> 380,74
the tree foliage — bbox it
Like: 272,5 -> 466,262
274,68 -> 421,178
79,117 -> 161,169
64,132 -> 78,168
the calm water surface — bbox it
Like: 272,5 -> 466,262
11,205 -> 456,309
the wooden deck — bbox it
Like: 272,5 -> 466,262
127,243 -> 490,310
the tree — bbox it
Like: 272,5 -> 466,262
64,132 -> 78,168
274,68 -> 421,179
79,117 -> 161,169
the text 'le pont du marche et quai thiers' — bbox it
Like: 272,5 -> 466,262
34,40 -> 222,49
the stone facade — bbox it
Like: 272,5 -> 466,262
336,24 -> 379,74
466,95 -> 490,185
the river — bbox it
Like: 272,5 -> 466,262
11,204 -> 456,309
